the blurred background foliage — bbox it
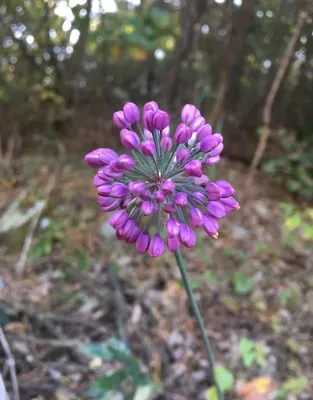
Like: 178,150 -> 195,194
1,0 -> 313,201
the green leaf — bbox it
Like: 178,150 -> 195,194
204,270 -> 218,284
239,338 -> 257,367
206,386 -> 218,400
215,365 -> 234,392
233,273 -> 254,295
89,370 -> 127,394
81,337 -> 131,361
279,376 -> 308,397
133,383 -> 160,400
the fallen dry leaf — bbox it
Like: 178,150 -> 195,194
236,377 -> 276,400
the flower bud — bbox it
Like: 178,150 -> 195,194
174,192 -> 188,207
135,232 -> 150,254
200,135 -> 220,153
103,166 -> 124,179
154,190 -> 166,203
109,210 -> 128,229
97,184 -> 113,196
93,175 -> 105,186
162,126 -> 170,137
167,236 -> 181,252
161,137 -> 173,152
110,183 -> 129,198
126,225 -> 140,243
153,111 -> 170,131
181,104 -> 198,124
194,175 -> 209,186
139,140 -> 156,156
164,202 -> 175,213
189,116 -> 205,132
184,160 -> 202,177
113,111 -> 131,129
189,208 -> 204,228
141,201 -> 154,215
176,148 -> 190,163
174,123 -> 192,144
85,148 -> 117,168
129,182 -> 146,196
179,223 -> 196,248
97,169 -> 114,183
117,154 -> 135,170
121,196 -> 132,208
143,101 -> 158,113
193,192 -> 205,205
101,200 -> 120,212
142,110 -> 155,132
120,129 -> 140,150
144,129 -> 153,140
161,180 -> 175,195
215,180 -> 235,197
205,182 -> 222,201
166,218 -> 180,237
219,196 -> 239,211
148,235 -> 165,258
197,124 -> 212,142
205,155 -> 220,166
206,201 -> 226,218
202,215 -> 219,237
123,102 -> 140,124
140,190 -> 152,200
97,196 -> 116,207
209,142 -> 224,157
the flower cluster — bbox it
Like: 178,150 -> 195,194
85,101 -> 239,258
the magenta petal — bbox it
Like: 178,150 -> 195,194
148,235 -> 165,258
189,208 -> 203,228
135,232 -> 150,254
206,201 -> 226,218
167,236 -> 181,252
166,218 -> 180,237
202,215 -> 219,237
109,210 -> 128,229
205,182 -> 222,201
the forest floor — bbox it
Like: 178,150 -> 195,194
0,134 -> 313,400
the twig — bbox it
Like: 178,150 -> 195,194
15,175 -> 56,276
245,10 -> 308,201
0,328 -> 20,400
0,373 -> 10,400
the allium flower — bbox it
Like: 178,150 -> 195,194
85,101 -> 239,258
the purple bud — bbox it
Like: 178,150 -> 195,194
148,235 -> 165,258
103,166 -> 124,179
184,160 -> 202,177
109,210 -> 128,229
189,208 -> 204,228
144,129 -> 153,140
202,215 -> 219,237
174,192 -> 188,207
189,116 -> 206,132
219,196 -> 239,211
205,155 -> 220,166
97,184 -> 113,196
206,201 -> 226,218
97,169 -> 114,183
119,219 -> 136,239
142,110 -> 155,132
129,182 -> 146,196
143,101 -> 158,113
209,142 -> 224,157
123,102 -> 140,124
117,154 -> 135,170
97,196 -> 116,206
166,218 -> 180,237
141,201 -> 154,215
164,202 -> 175,213
120,129 -> 140,150
181,104 -> 198,124
205,182 -> 222,200
200,135 -> 220,153
154,190 -> 166,203
215,180 -> 235,197
153,111 -> 170,131
110,159 -> 125,173
194,175 -> 209,186
139,140 -> 156,156
126,225 -> 140,243
113,111 -> 131,129
136,198 -> 143,206
140,190 -> 152,200
193,192 -> 205,205
161,137 -> 173,152
215,133 -> 223,142
167,236 -> 181,252
135,232 -> 150,254
176,148 -> 190,163
101,200 -> 120,211
110,183 -> 129,198
93,175 -> 105,186
179,223 -> 196,248
121,196 -> 132,208
174,123 -> 192,144
162,126 -> 170,137
85,148 -> 117,168
161,180 -> 175,195
197,124 -> 212,142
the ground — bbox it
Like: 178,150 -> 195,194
0,137 -> 312,400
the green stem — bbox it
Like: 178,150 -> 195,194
174,249 -> 223,400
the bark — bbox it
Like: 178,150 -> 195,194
245,10 -> 308,198
209,0 -> 252,128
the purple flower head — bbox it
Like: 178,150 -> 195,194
85,101 -> 239,257
174,123 -> 192,144
120,129 -> 140,150
113,111 -> 131,129
123,102 -> 140,125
